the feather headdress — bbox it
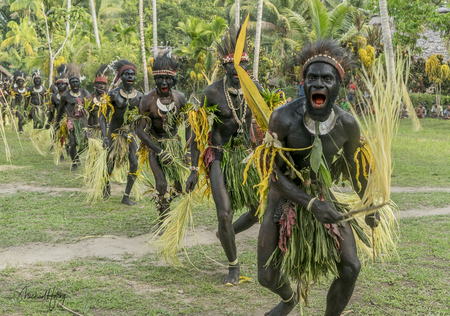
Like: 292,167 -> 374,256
13,70 -> 27,83
152,52 -> 178,82
216,27 -> 249,64
94,64 -> 111,84
298,39 -> 355,82
31,69 -> 42,79
67,63 -> 81,80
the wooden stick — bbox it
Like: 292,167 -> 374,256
372,227 -> 376,262
340,203 -> 388,221
58,303 -> 84,316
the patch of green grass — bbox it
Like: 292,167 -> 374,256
0,216 -> 449,315
0,192 -> 157,247
391,192 -> 450,211
392,118 -> 450,187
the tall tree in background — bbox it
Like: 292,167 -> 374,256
66,0 -> 71,37
139,0 -> 149,93
153,0 -> 157,57
378,0 -> 395,85
253,0 -> 263,79
89,0 -> 101,50
235,0 -> 239,29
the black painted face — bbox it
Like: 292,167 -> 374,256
16,79 -> 24,88
155,75 -> 174,97
304,63 -> 341,122
33,77 -> 41,86
225,60 -> 248,87
69,77 -> 80,91
56,82 -> 68,92
94,82 -> 106,94
121,69 -> 135,90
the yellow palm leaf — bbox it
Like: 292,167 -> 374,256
234,14 -> 272,131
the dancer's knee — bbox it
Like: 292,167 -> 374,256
258,268 -> 277,289
339,258 -> 361,282
155,179 -> 168,196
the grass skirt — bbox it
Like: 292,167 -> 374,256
157,138 -> 189,186
269,176 -> 396,303
220,144 -> 259,211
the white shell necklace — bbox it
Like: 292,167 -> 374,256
119,88 -> 137,99
157,98 -> 176,112
70,90 -> 81,98
303,107 -> 337,136
33,86 -> 43,93
17,87 -> 26,94
224,77 -> 247,134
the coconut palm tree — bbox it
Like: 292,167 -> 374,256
153,0 -> 157,57
253,0 -> 263,79
89,0 -> 101,50
378,0 -> 395,85
139,0 -> 149,93
235,0 -> 240,29
286,0 -> 355,42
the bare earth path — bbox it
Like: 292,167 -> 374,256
1,184 -> 450,270
0,225 -> 260,270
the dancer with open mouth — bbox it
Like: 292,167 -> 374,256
100,60 -> 144,206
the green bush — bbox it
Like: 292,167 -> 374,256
409,93 -> 450,111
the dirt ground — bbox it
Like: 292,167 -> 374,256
1,183 -> 449,270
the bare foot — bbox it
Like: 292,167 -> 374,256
59,155 -> 64,163
222,264 -> 240,285
70,164 -> 77,171
264,296 -> 298,316
122,195 -> 137,206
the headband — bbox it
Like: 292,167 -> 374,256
94,76 -> 108,84
223,52 -> 249,64
56,78 -> 69,84
15,76 -> 25,82
118,65 -> 136,77
152,70 -> 177,77
302,54 -> 345,82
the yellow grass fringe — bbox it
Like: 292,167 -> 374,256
54,119 -> 68,166
83,138 -> 109,203
149,192 -> 195,268
0,108 -> 10,162
30,126 -> 54,156
243,132 -> 312,218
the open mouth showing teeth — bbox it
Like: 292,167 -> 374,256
311,93 -> 327,109
161,87 -> 168,93
233,74 -> 239,78
127,80 -> 133,84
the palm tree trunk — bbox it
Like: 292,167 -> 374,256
139,0 -> 149,93
153,0 -> 158,57
379,0 -> 395,86
66,0 -> 71,37
253,0 -> 263,80
89,0 -> 101,51
235,0 -> 240,30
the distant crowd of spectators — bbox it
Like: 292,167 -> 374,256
413,101 -> 450,119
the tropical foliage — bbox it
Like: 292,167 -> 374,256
1,0 -> 449,96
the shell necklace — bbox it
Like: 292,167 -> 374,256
33,86 -> 43,93
119,88 -> 137,99
157,98 -> 176,112
70,90 -> 81,98
224,77 -> 247,134
303,107 -> 337,136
